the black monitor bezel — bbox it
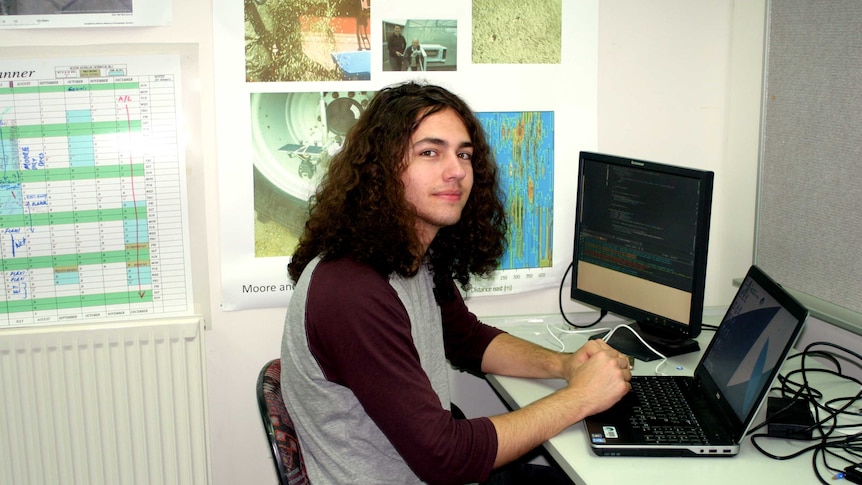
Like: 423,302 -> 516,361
570,151 -> 714,340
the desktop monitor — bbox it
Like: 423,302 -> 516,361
571,151 -> 714,358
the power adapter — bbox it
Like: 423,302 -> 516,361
840,464 -> 862,484
766,396 -> 814,439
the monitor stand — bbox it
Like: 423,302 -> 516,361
589,322 -> 699,362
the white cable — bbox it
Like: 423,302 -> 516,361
602,324 -> 670,375
545,323 -> 607,352
546,322 -> 674,375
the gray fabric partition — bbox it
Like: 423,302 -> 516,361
757,0 -> 862,332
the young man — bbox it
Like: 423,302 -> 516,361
282,82 -> 631,484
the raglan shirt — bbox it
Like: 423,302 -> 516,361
281,256 -> 502,485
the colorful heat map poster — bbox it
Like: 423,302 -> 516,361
479,111 -> 553,271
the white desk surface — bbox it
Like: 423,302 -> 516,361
483,311 -> 860,485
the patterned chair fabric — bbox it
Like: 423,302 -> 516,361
257,359 -> 310,485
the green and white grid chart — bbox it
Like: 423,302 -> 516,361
0,55 -> 193,327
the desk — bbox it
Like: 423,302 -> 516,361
483,312 -> 860,485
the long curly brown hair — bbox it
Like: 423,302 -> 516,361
288,81 -> 508,296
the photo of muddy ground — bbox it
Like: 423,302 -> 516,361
472,0 -> 562,64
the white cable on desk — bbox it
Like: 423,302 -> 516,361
603,324 -> 670,375
545,322 -> 606,352
546,322 -> 670,375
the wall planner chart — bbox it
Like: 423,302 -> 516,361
0,55 -> 193,327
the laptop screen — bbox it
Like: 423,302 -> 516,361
701,271 -> 806,424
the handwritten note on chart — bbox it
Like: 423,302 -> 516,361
0,55 -> 193,327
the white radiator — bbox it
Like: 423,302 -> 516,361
0,317 -> 210,485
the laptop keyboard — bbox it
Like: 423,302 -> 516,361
628,377 -> 709,444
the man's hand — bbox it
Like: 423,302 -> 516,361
487,336 -> 632,467
561,341 -> 632,417
565,337 -> 614,366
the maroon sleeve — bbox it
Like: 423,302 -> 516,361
439,280 -> 506,372
305,259 -> 498,484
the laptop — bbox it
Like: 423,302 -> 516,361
584,265 -> 809,457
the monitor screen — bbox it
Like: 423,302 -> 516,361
571,152 -> 714,351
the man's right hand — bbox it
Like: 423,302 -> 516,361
562,343 -> 631,417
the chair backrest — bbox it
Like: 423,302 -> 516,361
256,359 -> 310,485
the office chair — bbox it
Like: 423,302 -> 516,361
257,359 -> 310,485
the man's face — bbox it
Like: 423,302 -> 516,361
394,26 -> 402,35
400,108 -> 474,249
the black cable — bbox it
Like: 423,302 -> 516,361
558,261 -> 606,328
747,341 -> 862,482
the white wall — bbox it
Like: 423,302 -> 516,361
468,0 -> 765,317
9,1 -> 832,484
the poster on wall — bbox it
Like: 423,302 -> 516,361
0,0 -> 171,28
214,0 -> 597,310
0,54 -> 194,327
